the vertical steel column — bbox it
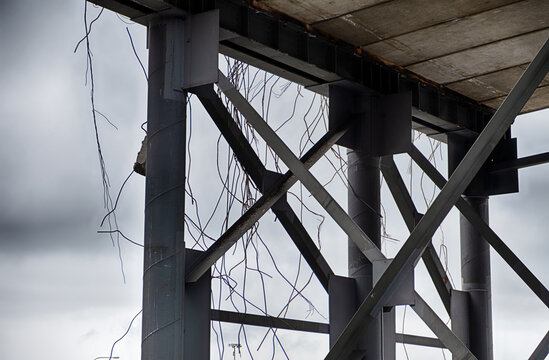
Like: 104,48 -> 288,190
348,150 -> 382,359
142,16 -> 187,360
460,196 -> 493,360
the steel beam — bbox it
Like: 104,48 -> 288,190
489,151 -> 549,173
191,85 -> 265,181
395,333 -> 444,348
422,242 -> 453,313
142,16 -> 188,360
411,292 -> 476,360
192,84 -> 333,290
217,72 -> 385,263
89,0 -> 499,137
380,157 -> 452,313
529,330 -> 549,360
184,250 -> 211,359
274,201 -> 333,290
210,309 -> 330,333
409,144 -> 549,309
186,102 -> 355,282
379,157 -> 419,231
325,37 -> 549,360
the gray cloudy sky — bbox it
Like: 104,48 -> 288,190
0,1 -> 548,359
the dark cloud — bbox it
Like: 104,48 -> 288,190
0,251 -> 142,317
0,2 -> 147,359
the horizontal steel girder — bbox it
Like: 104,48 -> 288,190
325,37 -> 549,360
396,333 -> 443,348
212,312 -> 471,353
88,0 -> 497,136
489,151 -> 549,173
211,309 -> 330,333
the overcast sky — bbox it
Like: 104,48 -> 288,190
0,1 -> 548,360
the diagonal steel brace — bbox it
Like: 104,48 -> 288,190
191,84 -> 334,290
411,291 -> 476,359
216,71 -> 385,263
529,330 -> 549,360
186,97 -> 356,283
409,144 -> 549,308
325,38 -> 549,360
380,156 -> 453,313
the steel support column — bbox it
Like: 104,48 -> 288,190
460,196 -> 493,360
142,16 -> 187,360
348,151 -> 382,359
210,310 -> 330,333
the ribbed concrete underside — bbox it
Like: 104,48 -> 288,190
254,0 -> 549,113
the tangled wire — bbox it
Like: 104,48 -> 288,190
79,5 -> 455,358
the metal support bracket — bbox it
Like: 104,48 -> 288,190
329,81 -> 411,155
159,9 -> 219,100
448,131 -> 518,196
329,275 -> 358,347
373,259 -> 414,306
450,289 -> 471,349
211,309 -> 329,334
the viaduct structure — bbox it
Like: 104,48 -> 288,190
89,0 -> 549,359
